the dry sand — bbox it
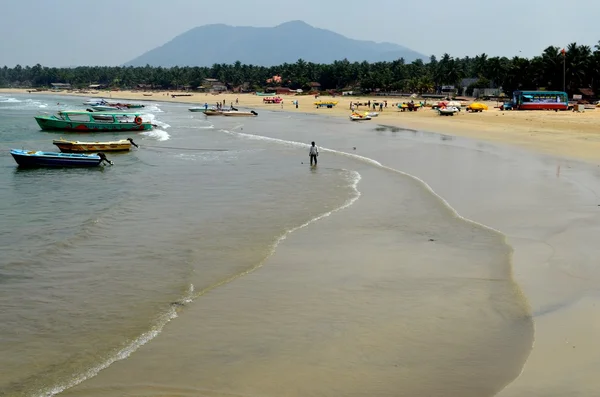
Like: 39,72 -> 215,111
4,88 -> 600,163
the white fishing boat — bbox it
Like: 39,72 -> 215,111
83,99 -> 104,105
222,110 -> 258,117
366,112 -> 379,117
438,106 -> 459,116
189,106 -> 217,112
90,105 -> 122,112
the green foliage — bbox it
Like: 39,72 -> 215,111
1,42 -> 597,95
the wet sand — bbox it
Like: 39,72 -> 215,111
340,127 -> 600,397
60,129 -> 534,396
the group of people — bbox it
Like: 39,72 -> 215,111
350,99 -> 388,112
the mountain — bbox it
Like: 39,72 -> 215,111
124,21 -> 426,67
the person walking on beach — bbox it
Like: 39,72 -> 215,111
309,141 -> 319,166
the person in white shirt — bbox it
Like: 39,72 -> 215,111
309,141 -> 319,166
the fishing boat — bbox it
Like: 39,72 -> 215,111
204,109 -> 224,116
90,105 -> 122,111
143,93 -> 153,97
52,137 -> 138,153
255,92 -> 276,96
349,112 -> 371,121
366,112 -> 379,117
189,106 -> 217,112
83,99 -> 105,105
34,111 -> 153,132
222,110 -> 258,117
84,99 -> 145,110
10,149 -> 112,167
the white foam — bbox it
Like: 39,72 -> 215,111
143,103 -> 163,113
141,129 -> 170,141
38,284 -> 195,397
143,113 -> 170,129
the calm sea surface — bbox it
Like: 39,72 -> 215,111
0,94 -> 533,397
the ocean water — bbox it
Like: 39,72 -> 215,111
0,94 -> 533,397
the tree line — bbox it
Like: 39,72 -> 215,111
1,42 -> 598,96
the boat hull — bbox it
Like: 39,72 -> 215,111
349,115 -> 371,121
90,105 -> 123,111
10,150 -> 103,167
53,140 -> 131,153
222,111 -> 257,117
35,116 -> 152,132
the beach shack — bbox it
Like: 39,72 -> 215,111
51,83 -> 71,91
512,90 -> 568,110
202,79 -> 228,93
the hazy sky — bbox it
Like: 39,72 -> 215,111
2,0 -> 599,67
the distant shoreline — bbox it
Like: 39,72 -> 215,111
3,88 -> 600,164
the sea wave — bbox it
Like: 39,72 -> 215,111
141,128 -> 170,141
0,97 -> 21,103
38,284 -> 196,397
142,103 -> 163,113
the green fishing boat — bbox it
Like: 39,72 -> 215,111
34,111 -> 153,132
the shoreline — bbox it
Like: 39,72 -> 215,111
4,89 -> 597,395
4,88 -> 600,164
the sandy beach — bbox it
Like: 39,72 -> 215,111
4,88 -> 600,164
3,90 -> 600,396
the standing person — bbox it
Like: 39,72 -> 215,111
309,141 -> 319,166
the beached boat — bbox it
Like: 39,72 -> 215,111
34,111 -> 153,132
315,101 -> 339,108
438,106 -> 459,116
349,113 -> 371,121
143,93 -> 153,97
466,103 -> 489,112
366,112 -> 379,117
398,103 -> 422,111
255,92 -> 276,96
222,110 -> 258,117
52,137 -> 138,153
10,149 -> 112,167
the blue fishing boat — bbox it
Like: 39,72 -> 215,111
10,149 -> 112,167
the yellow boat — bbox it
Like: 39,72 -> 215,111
315,101 -> 338,108
52,138 -> 138,153
466,103 -> 489,112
